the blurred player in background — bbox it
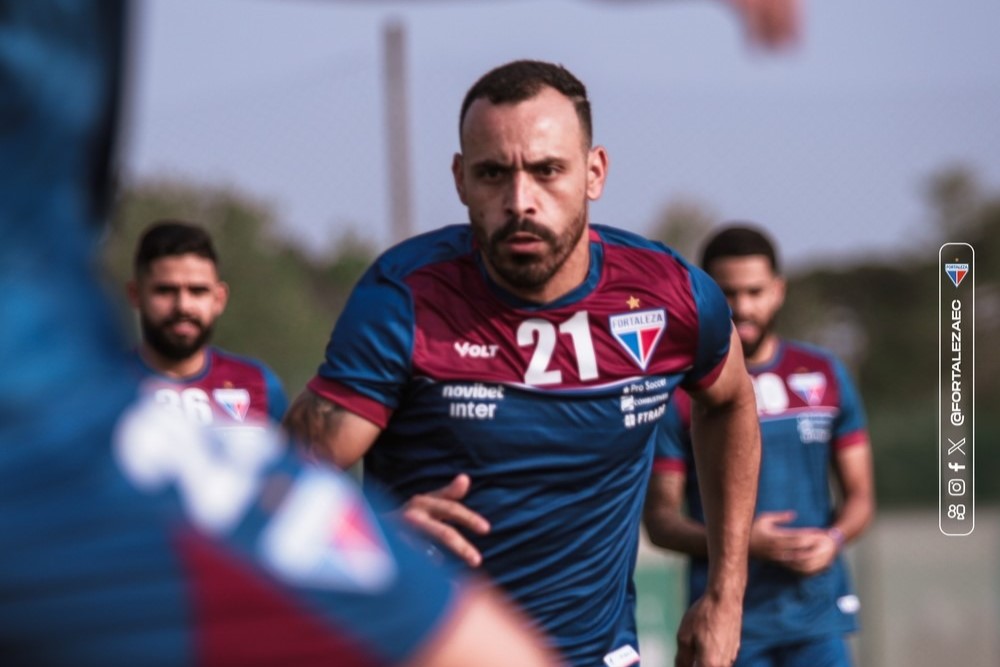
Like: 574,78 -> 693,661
128,220 -> 288,429
285,59 -> 760,667
0,3 -> 561,664
644,224 -> 875,667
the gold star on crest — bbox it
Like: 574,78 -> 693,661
626,295 -> 641,310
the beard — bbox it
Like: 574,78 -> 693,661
736,313 -> 777,360
140,312 -> 214,361
476,208 -> 587,293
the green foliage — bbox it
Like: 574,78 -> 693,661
103,179 -> 374,397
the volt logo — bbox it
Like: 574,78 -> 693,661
454,341 -> 499,359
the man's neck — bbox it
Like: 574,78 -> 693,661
483,229 -> 592,305
745,334 -> 780,368
139,344 -> 208,379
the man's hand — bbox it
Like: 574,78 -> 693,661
727,0 -> 801,50
750,511 -> 838,575
779,529 -> 839,575
398,473 -> 491,567
674,593 -> 742,667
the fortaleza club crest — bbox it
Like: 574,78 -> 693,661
610,308 -> 667,371
213,388 -> 251,422
945,262 -> 969,288
787,371 -> 827,406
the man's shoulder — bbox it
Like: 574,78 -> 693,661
207,347 -> 279,380
780,339 -> 844,368
592,224 -> 676,257
374,224 -> 475,279
591,224 -> 699,285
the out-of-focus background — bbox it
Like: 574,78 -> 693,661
104,1 -> 1000,664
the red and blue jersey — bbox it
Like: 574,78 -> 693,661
654,340 -> 869,644
309,223 -> 733,666
0,4 -> 466,663
136,346 -> 288,429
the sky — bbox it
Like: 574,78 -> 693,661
124,0 -> 1000,269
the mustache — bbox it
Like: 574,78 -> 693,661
490,217 -> 557,245
163,315 -> 205,328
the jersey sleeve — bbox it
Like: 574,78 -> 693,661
307,260 -> 415,429
113,402 -> 464,665
683,263 -> 733,390
253,460 -> 467,664
262,364 -> 288,423
831,357 -> 869,450
653,388 -> 692,475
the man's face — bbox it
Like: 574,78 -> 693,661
129,254 -> 228,361
452,86 -> 607,301
706,255 -> 785,361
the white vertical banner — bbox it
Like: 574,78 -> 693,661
939,243 -> 974,536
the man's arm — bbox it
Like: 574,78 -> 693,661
283,388 -> 381,468
831,442 -> 876,543
409,583 -> 562,667
282,389 -> 490,566
674,327 -> 760,667
643,469 -> 710,558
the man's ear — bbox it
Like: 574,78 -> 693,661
774,275 -> 787,308
126,279 -> 140,308
586,145 -> 609,201
452,153 -> 468,205
215,280 -> 230,315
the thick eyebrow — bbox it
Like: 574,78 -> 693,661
526,157 -> 567,172
148,280 -> 213,291
469,158 -> 512,173
469,156 -> 568,172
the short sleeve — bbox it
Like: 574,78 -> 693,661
653,388 -> 692,474
309,261 -> 415,429
683,263 -> 732,390
831,357 -> 869,449
262,365 -> 288,423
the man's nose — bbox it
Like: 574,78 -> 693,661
504,171 -> 538,220
174,289 -> 196,314
729,293 -> 751,319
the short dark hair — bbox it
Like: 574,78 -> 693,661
134,220 -> 218,275
700,223 -> 780,274
459,59 -> 593,147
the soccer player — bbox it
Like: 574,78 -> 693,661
0,3 -> 561,665
127,220 -> 288,430
284,59 -> 761,667
644,225 -> 876,667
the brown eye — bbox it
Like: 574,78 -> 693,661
476,165 -> 506,182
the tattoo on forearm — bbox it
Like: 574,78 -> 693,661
282,393 -> 343,461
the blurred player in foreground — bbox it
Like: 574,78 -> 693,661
285,59 -> 760,667
0,3 -> 559,665
644,225 -> 875,667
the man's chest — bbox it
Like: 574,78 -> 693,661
140,376 -> 269,427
